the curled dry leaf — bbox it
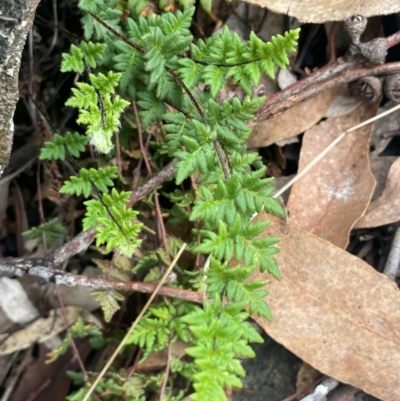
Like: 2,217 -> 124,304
369,156 -> 398,202
286,101 -> 378,248
247,90 -> 335,148
0,306 -> 85,355
242,0 -> 400,23
370,101 -> 400,156
356,157 -> 400,228
252,213 -> 400,401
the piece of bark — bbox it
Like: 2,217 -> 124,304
0,0 -> 41,177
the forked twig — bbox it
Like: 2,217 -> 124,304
82,243 -> 187,401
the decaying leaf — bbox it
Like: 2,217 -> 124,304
242,0 -> 400,23
247,90 -> 335,148
252,213 -> 400,401
370,101 -> 400,156
0,306 -> 83,355
286,101 -> 378,248
136,341 -> 188,372
369,156 -> 398,202
356,157 -> 400,228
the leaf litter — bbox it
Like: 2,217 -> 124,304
252,213 -> 400,401
286,101 -> 378,248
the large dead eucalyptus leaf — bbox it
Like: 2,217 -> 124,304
356,157 -> 400,228
242,0 -> 400,23
252,213 -> 400,401
247,90 -> 334,148
286,102 -> 378,248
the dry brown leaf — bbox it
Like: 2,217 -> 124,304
136,341 -> 188,372
369,156 -> 398,203
370,101 -> 400,156
286,102 -> 378,248
296,362 -> 323,400
252,213 -> 400,401
247,90 -> 334,149
355,157 -> 400,228
242,0 -> 400,23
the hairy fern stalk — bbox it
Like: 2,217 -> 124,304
37,2 -> 299,400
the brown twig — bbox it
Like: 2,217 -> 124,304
128,159 -> 177,207
0,257 -> 203,304
255,31 -> 400,123
131,102 -> 170,260
11,183 -> 24,257
159,332 -> 173,401
328,22 -> 338,64
114,130 -> 122,177
0,348 -> 32,401
36,161 -> 48,254
53,229 -> 96,266
256,61 -> 400,121
132,102 -> 152,177
54,285 -> 88,381
154,193 -> 171,263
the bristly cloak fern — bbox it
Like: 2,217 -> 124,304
37,2 -> 299,400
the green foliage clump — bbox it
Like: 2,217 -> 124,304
38,2 -> 299,400
83,189 -> 143,257
23,218 -> 67,247
40,131 -> 88,160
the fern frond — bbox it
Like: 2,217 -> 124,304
60,166 -> 117,197
83,188 -> 142,257
92,289 -> 125,322
23,218 -> 67,247
40,132 -> 88,160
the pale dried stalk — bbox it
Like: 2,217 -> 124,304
82,243 -> 187,401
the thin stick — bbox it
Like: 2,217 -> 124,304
273,103 -> 400,199
82,243 -> 187,401
159,332 -> 173,401
132,102 -> 152,177
54,285 -> 88,381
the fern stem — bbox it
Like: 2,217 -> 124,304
213,140 -> 230,180
132,101 -> 152,177
54,285 -> 88,381
90,13 -> 144,54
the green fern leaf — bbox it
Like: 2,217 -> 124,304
61,44 -> 84,73
23,218 -> 67,247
